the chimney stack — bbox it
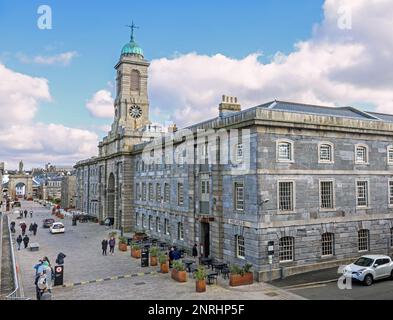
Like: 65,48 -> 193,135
219,95 -> 241,118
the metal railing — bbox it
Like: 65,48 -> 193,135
4,214 -> 28,300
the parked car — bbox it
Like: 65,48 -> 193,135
43,218 -> 55,228
50,222 -> 65,234
343,255 -> 393,286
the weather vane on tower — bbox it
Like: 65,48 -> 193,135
126,21 -> 139,41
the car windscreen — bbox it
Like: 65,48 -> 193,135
354,257 -> 374,267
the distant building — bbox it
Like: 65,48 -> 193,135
0,162 -> 4,201
61,175 -> 77,209
38,175 -> 63,201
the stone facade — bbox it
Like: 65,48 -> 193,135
61,175 -> 77,209
75,36 -> 393,280
0,162 -> 4,200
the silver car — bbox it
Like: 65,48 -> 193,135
343,255 -> 393,286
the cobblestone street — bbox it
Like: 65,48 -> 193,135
11,201 -> 303,300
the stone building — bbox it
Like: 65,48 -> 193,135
75,32 -> 393,280
61,175 -> 77,209
0,162 -> 4,200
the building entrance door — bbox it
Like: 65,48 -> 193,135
201,222 -> 210,258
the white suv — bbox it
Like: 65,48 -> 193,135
343,255 -> 393,286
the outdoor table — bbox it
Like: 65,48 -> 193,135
212,262 -> 227,274
207,271 -> 219,285
182,259 -> 195,272
200,257 -> 213,268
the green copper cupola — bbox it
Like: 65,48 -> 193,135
121,21 -> 144,58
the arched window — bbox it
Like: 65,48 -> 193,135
279,237 -> 294,262
277,140 -> 294,162
358,229 -> 370,252
130,70 -> 140,92
319,142 -> 334,163
321,233 -> 334,256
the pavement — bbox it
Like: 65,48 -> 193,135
11,201 -> 305,300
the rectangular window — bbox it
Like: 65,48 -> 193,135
178,222 -> 184,240
142,215 -> 145,228
279,182 -> 294,212
149,183 -> 154,201
278,142 -> 292,161
319,144 -> 332,162
142,183 -> 146,201
357,181 -> 369,207
279,237 -> 294,262
356,146 -> 367,163
156,217 -> 161,232
389,181 -> 393,206
178,183 -> 184,206
358,230 -> 369,252
164,219 -> 169,235
236,144 -> 243,161
236,235 -> 245,259
321,233 -> 334,257
135,213 -> 139,226
149,216 -> 153,230
320,181 -> 334,209
234,182 -> 244,211
164,183 -> 170,203
388,148 -> 393,164
391,228 -> 393,248
135,183 -> 140,200
156,184 -> 161,202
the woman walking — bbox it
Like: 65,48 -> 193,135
16,235 -> 23,250
109,237 -> 115,256
101,239 -> 108,256
23,235 -> 30,249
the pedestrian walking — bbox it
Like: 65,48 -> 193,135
16,235 -> 23,250
29,223 -> 34,235
169,247 -> 175,268
20,222 -> 27,236
34,260 -> 44,276
192,243 -> 198,260
30,210 -> 33,218
42,261 -> 52,293
43,256 -> 52,267
23,235 -> 30,249
102,239 -> 108,256
24,209 -> 28,218
32,222 -> 38,236
109,237 -> 115,256
19,210 -> 23,219
35,271 -> 47,300
10,221 -> 16,234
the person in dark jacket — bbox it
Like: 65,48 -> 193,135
10,221 -> 16,234
30,210 -> 33,218
168,247 -> 175,267
20,222 -> 27,236
56,253 -> 66,265
23,235 -> 30,249
32,222 -> 38,236
29,223 -> 34,235
192,244 -> 198,259
101,239 -> 108,256
24,210 -> 28,218
16,235 -> 23,250
109,237 -> 115,256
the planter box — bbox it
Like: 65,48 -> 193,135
160,262 -> 169,273
229,272 -> 254,287
118,243 -> 128,252
196,280 -> 206,293
133,233 -> 147,241
131,249 -> 141,258
171,269 -> 187,283
150,256 -> 158,266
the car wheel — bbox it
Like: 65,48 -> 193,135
390,270 -> 393,280
363,274 -> 373,286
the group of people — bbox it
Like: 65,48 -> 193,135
19,209 -> 33,219
11,220 -> 38,250
101,236 -> 116,256
33,257 -> 53,300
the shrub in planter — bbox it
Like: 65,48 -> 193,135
149,246 -> 159,266
171,261 -> 187,283
133,231 -> 147,241
194,266 -> 207,293
229,263 -> 254,287
159,253 -> 169,273
118,236 -> 128,251
131,243 -> 141,258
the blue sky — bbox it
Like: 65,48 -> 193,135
2,0 -> 392,169
0,0 -> 324,130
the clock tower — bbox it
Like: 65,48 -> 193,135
112,22 -> 150,132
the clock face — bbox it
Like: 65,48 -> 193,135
129,105 -> 142,119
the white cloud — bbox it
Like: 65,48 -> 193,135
86,89 -> 114,119
149,0 -> 393,127
16,51 -> 79,66
0,63 -> 98,168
